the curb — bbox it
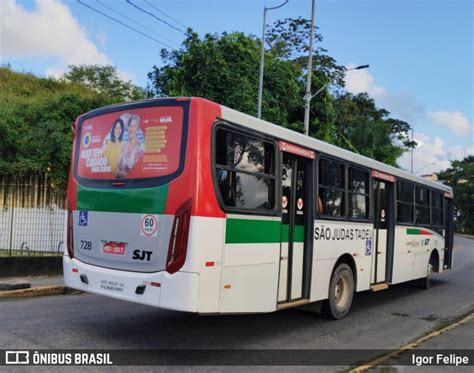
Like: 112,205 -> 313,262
0,286 -> 83,299
0,279 -> 31,291
0,256 -> 63,278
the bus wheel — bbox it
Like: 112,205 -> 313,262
323,263 -> 354,320
419,261 -> 434,289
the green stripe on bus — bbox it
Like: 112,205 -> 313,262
293,225 -> 305,242
226,218 -> 280,244
225,218 -> 305,244
77,184 -> 169,214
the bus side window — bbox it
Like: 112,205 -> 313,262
318,158 -> 345,218
348,167 -> 370,219
214,128 -> 276,212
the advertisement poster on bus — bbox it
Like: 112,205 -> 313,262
77,106 -> 184,179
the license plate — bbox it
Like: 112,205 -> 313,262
100,279 -> 125,292
102,241 -> 126,255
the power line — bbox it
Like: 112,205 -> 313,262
126,0 -> 187,35
143,0 -> 188,29
77,0 -> 174,49
95,0 -> 179,46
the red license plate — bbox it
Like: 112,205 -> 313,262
103,242 -> 126,255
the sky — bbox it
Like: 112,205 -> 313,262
1,0 -> 473,175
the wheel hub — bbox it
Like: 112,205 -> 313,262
335,275 -> 349,309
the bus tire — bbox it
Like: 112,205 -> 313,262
419,260 -> 434,290
323,263 -> 354,320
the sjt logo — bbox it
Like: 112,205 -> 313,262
133,250 -> 153,261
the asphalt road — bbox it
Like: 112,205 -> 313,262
0,235 -> 472,368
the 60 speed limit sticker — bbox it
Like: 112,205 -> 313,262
140,215 -> 158,237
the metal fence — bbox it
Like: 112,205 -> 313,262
0,177 -> 66,256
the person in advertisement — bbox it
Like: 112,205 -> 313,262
116,114 -> 145,177
102,118 -> 125,177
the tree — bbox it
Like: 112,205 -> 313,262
332,93 -> 416,165
148,20 -> 345,136
265,17 -> 345,139
148,24 -> 344,134
266,17 -> 344,83
62,65 -> 146,102
0,66 -> 117,188
265,17 -> 416,161
438,156 -> 474,234
148,31 -> 302,127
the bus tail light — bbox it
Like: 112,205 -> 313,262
166,199 -> 192,274
67,210 -> 74,258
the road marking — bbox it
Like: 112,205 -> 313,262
349,311 -> 474,372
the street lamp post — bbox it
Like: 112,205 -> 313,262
257,0 -> 289,119
310,65 -> 369,100
415,162 -> 436,175
304,64 -> 369,135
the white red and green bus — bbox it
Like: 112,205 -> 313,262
64,97 -> 454,319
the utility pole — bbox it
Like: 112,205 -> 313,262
303,0 -> 315,136
257,7 -> 267,119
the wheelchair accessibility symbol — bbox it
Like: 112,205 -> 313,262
365,240 -> 372,256
79,211 -> 88,227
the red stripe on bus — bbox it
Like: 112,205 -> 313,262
419,230 -> 433,235
67,122 -> 78,211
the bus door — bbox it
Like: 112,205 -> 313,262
278,147 -> 313,303
372,172 -> 395,284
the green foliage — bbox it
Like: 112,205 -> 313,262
149,31 -> 303,126
265,18 -> 344,140
438,156 -> 474,234
62,64 -> 147,101
266,17 -> 344,84
332,93 -> 416,166
0,67 -> 116,188
148,22 -> 344,135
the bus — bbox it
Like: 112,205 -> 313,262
64,97 -> 454,319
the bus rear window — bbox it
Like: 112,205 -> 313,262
75,105 -> 184,183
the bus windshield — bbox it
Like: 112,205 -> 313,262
75,105 -> 185,184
